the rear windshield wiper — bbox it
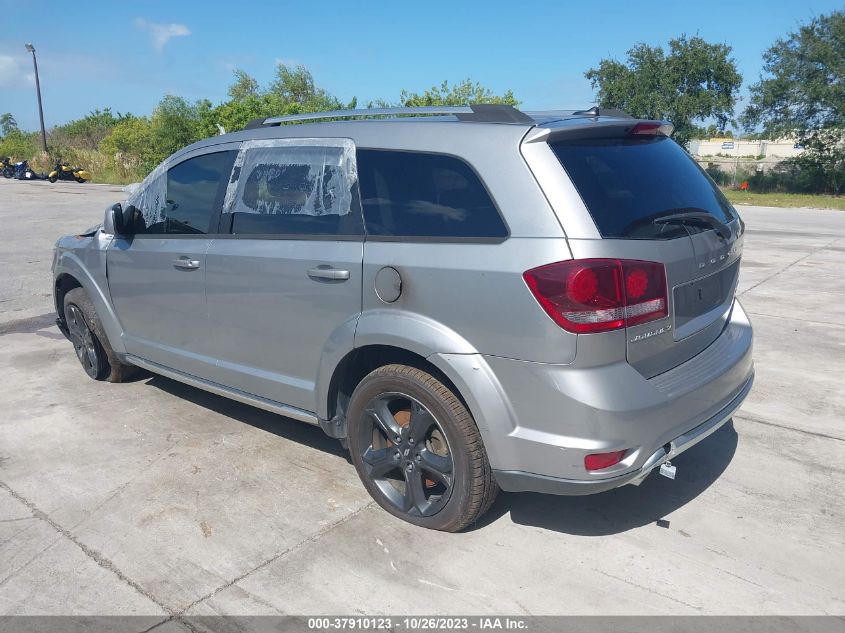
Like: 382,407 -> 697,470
652,209 -> 732,240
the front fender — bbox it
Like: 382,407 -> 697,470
54,238 -> 125,355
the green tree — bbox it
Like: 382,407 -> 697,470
0,113 -> 18,136
99,116 -> 155,175
53,108 -> 129,150
197,62 -> 354,136
0,129 -> 37,161
395,79 -> 518,107
585,35 -> 742,146
269,63 -> 341,110
742,10 -> 845,193
149,95 -> 205,161
227,69 -> 259,101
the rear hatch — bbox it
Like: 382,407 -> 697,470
547,126 -> 743,377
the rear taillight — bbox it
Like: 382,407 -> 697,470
523,259 -> 668,334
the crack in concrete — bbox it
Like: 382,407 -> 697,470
0,479 -> 173,617
596,569 -> 701,611
733,413 -> 845,443
135,503 -> 374,633
745,310 -> 845,329
739,237 -> 840,298
176,501 -> 375,615
0,534 -> 64,590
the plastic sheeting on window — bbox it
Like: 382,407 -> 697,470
126,160 -> 167,228
223,138 -> 357,218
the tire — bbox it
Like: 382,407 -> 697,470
48,175 -> 57,183
74,176 -> 86,183
63,288 -> 136,382
347,364 -> 498,532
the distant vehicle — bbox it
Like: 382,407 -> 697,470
52,105 -> 754,531
1,156 -> 13,178
14,160 -> 46,180
48,161 -> 91,183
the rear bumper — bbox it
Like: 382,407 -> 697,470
493,372 -> 752,495
435,299 -> 754,493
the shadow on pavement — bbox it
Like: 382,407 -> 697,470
475,421 -> 738,536
142,373 -> 736,536
145,374 -> 350,461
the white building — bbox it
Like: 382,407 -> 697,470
687,138 -> 805,159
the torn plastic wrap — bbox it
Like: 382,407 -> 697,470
223,138 -> 357,219
126,161 -> 168,230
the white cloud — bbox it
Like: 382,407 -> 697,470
0,55 -> 34,88
135,19 -> 191,52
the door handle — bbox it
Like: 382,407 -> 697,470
307,267 -> 350,281
173,257 -> 200,270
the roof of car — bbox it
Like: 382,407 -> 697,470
171,105 -> 645,162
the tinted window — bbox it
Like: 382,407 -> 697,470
356,150 -> 507,239
225,145 -> 362,237
129,151 -> 236,235
550,136 -> 736,240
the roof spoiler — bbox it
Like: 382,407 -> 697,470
524,118 -> 673,144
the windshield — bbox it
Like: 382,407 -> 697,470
550,136 -> 736,240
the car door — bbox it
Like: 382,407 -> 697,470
204,138 -> 364,412
107,147 -> 238,377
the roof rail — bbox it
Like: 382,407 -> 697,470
246,104 -> 535,128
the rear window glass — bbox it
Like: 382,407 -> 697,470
356,149 -> 507,240
550,136 -> 735,239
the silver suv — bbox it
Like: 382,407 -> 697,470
52,105 -> 754,531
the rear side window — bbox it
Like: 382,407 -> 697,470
356,150 -> 507,240
223,143 -> 362,237
550,137 -> 736,240
128,151 -> 236,235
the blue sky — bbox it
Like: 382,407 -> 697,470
1,0 -> 842,131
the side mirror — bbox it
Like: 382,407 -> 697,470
104,202 -> 132,237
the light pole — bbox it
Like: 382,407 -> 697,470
24,43 -> 48,154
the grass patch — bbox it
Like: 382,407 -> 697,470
722,189 -> 845,210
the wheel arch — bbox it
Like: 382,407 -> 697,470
53,251 -> 126,354
54,273 -> 82,324
321,344 -> 470,435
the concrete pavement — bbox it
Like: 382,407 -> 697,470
0,178 -> 843,620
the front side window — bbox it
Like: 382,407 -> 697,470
222,140 -> 362,237
128,151 -> 237,235
356,150 -> 508,240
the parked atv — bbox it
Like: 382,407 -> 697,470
1,157 -> 14,179
48,161 -> 91,183
14,160 -> 46,180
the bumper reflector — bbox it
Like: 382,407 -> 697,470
585,450 -> 626,471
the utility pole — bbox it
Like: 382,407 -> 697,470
24,43 -> 48,154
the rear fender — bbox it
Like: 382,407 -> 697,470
314,309 -> 514,468
314,309 -> 478,420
